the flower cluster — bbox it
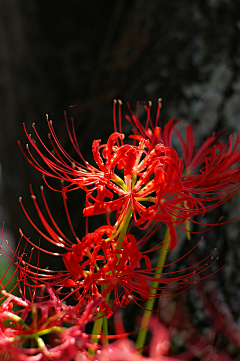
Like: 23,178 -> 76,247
1,99 -> 240,360
19,102 -> 240,251
0,284 -> 188,361
16,100 -> 240,307
16,210 -> 217,318
0,285 -> 100,361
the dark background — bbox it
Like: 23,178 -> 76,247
0,0 -> 240,354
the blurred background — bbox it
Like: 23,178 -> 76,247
0,0 -> 240,355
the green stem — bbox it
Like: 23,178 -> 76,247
116,206 -> 132,250
20,326 -> 64,340
90,286 -> 110,353
136,227 -> 170,351
91,312 -> 104,344
90,207 -> 132,352
102,313 -> 108,343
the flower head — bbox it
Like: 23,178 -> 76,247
0,285 -> 101,361
84,131 -> 183,250
19,103 -> 240,250
124,100 -> 240,229
16,188 -> 219,318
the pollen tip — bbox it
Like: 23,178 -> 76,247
32,122 -> 35,128
26,144 -> 29,149
48,133 -> 51,139
49,120 -> 52,125
5,240 -> 8,245
214,248 -> 217,251
31,195 -> 36,199
113,99 -> 117,104
216,256 -> 219,260
19,197 -> 22,202
31,247 -> 34,252
40,185 -> 43,191
148,100 -> 152,107
57,243 -> 64,247
118,99 -> 122,105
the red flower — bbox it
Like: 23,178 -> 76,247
84,132 -> 183,250
95,319 -> 176,361
0,285 -> 101,361
16,191 -> 218,317
124,100 -> 240,229
19,119 -> 183,250
16,217 -> 152,315
19,102 -> 240,250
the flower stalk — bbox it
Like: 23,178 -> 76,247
136,227 -> 170,351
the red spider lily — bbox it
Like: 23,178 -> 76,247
15,188 -> 220,317
82,129 -> 240,247
19,104 -> 240,251
84,132 -> 183,250
19,119 -> 182,250
123,100 -> 240,227
0,284 -> 101,361
14,222 -> 151,315
16,231 -> 219,319
125,99 -> 240,181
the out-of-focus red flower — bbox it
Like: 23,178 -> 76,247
94,318 -> 179,361
0,285 -> 100,361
